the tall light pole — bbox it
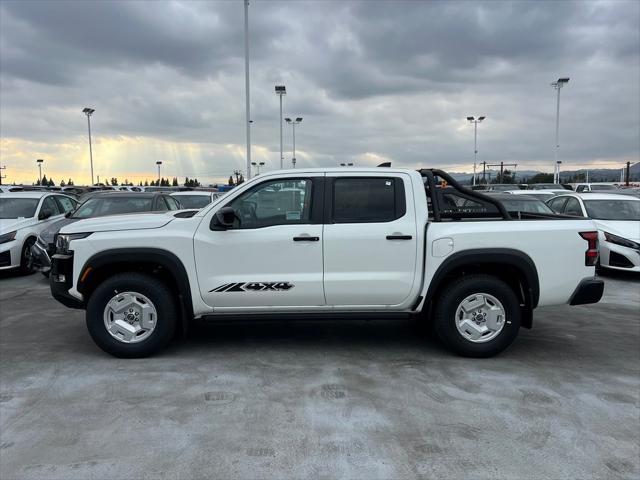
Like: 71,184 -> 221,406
156,161 -> 162,184
275,85 -> 286,169
285,117 -> 302,168
36,159 -> 43,185
251,161 -> 265,176
244,0 -> 252,179
83,107 -> 95,185
551,77 -> 569,184
466,116 -> 485,186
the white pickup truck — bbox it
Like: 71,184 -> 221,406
50,168 -> 604,358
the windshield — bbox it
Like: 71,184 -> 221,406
584,200 -> 640,221
0,198 -> 40,219
590,185 -> 617,191
501,199 -> 553,214
72,197 -> 155,219
172,195 -> 211,209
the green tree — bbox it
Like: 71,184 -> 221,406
172,177 -> 178,186
60,179 -> 66,187
41,174 -> 48,186
528,173 -> 554,184
228,175 -> 234,186
68,178 -> 74,186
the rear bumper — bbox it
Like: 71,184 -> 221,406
50,253 -> 84,309
569,277 -> 605,306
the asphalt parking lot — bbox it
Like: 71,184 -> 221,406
0,271 -> 638,480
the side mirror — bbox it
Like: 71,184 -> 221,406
211,207 -> 237,230
39,210 -> 51,220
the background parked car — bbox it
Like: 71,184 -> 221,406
31,191 -> 183,276
0,192 -> 77,273
485,193 -> 555,216
546,193 -> 640,272
170,190 -> 223,209
500,189 -> 566,201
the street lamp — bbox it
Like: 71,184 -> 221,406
251,161 -> 265,176
551,77 -> 570,183
156,161 -> 162,183
275,85 -> 286,169
467,116 -> 486,186
36,159 -> 44,185
82,107 -> 95,185
285,117 -> 302,168
244,0 -> 252,179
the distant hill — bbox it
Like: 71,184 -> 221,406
448,163 -> 639,184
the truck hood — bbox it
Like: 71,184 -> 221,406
595,220 -> 640,242
0,217 -> 36,234
60,212 -> 174,234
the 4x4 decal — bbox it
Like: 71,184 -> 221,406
209,282 -> 294,293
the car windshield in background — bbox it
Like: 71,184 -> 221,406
501,199 -> 554,214
590,185 -> 617,191
583,200 -> 640,221
173,195 -> 211,209
0,198 -> 40,219
72,197 -> 155,219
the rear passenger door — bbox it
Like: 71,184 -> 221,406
323,173 -> 418,307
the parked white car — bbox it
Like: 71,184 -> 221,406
170,191 -> 223,209
0,192 -> 77,272
502,189 -> 566,201
546,193 -> 640,272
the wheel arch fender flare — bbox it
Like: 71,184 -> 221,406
77,248 -> 194,320
421,248 -> 540,323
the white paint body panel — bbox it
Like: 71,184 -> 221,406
57,168 -> 599,316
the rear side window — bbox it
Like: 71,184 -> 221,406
564,197 -> 583,216
547,197 -> 568,213
164,196 -> 181,210
55,195 -> 77,213
332,177 -> 405,223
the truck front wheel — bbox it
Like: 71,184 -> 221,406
434,274 -> 521,357
86,273 -> 177,358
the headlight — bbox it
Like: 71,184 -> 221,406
0,231 -> 17,244
604,232 -> 640,250
55,232 -> 92,254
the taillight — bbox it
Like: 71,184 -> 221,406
579,231 -> 599,266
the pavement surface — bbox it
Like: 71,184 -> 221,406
0,269 -> 638,480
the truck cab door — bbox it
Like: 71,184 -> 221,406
323,173 -> 418,307
194,174 -> 325,311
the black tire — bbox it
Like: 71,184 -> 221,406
19,237 -> 36,274
86,273 -> 177,358
434,274 -> 521,358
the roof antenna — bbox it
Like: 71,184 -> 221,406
377,162 -> 391,168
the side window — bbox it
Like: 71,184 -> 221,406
55,196 -> 77,213
164,196 -> 181,210
576,185 -> 586,192
548,197 -> 567,213
228,178 -> 313,229
333,177 -> 405,223
155,197 -> 169,211
40,196 -> 60,218
564,197 -> 584,216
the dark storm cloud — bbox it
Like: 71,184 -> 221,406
0,0 -> 638,182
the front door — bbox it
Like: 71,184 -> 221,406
194,174 -> 325,310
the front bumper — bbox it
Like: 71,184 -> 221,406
50,253 -> 84,309
0,241 -> 21,270
569,278 -> 605,306
600,241 -> 640,272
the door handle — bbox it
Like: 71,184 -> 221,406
293,236 -> 319,242
386,235 -> 412,240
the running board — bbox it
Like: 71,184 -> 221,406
199,312 -> 415,323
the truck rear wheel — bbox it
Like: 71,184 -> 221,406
434,274 -> 521,357
86,273 -> 177,358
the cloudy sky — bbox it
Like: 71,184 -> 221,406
1,0 -> 638,185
